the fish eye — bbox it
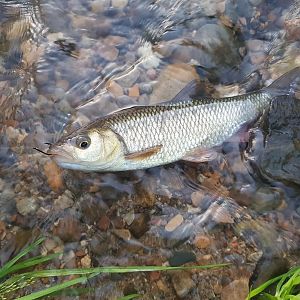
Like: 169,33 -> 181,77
76,136 -> 91,149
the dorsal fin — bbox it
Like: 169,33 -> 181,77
164,80 -> 200,104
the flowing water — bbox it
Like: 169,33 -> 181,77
0,0 -> 300,298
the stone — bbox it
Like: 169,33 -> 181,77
53,216 -> 81,242
98,215 -> 110,231
129,213 -> 150,238
139,83 -> 153,95
191,191 -> 206,207
54,190 -> 74,210
104,35 -> 127,46
249,51 -> 267,65
150,64 -> 200,104
98,45 -> 119,61
90,0 -> 110,13
44,161 -> 64,193
128,84 -> 140,97
116,68 -> 140,87
221,278 -> 249,300
194,235 -> 211,249
171,271 -> 195,298
111,0 -> 128,9
16,197 -> 38,216
107,80 -> 124,97
165,214 -> 184,232
81,254 -> 92,268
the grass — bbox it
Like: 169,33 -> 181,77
247,266 -> 300,300
0,237 -> 229,300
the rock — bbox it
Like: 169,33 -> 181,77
98,215 -> 110,231
98,45 -> 119,61
169,251 -> 197,267
221,278 -> 249,300
104,35 -> 127,46
246,39 -> 270,52
191,191 -> 206,207
194,235 -> 211,249
146,69 -> 157,80
113,229 -> 131,241
44,161 -> 64,193
171,271 -> 195,298
129,213 -> 150,238
165,214 -> 184,232
53,216 -> 81,242
90,234 -> 109,256
116,68 -> 140,87
16,197 -> 38,216
128,84 -> 140,97
107,80 -> 124,97
150,64 -> 200,104
139,83 -> 153,95
81,254 -> 92,268
249,0 -> 263,5
54,190 -> 74,210
111,0 -> 128,9
43,238 -> 58,253
90,0 -> 110,13
249,52 -> 267,65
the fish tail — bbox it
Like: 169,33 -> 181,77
264,66 -> 300,98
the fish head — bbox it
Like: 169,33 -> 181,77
47,128 -> 123,171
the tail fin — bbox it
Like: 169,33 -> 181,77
264,67 -> 300,97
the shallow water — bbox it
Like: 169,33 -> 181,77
0,0 -> 300,299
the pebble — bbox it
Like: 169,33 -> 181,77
107,80 -> 124,97
111,0 -> 128,9
98,45 -> 119,61
90,0 -> 110,13
146,68 -> 157,80
98,215 -> 110,231
221,278 -> 249,300
54,190 -> 74,210
16,197 -> 38,216
249,51 -> 267,65
113,229 -> 131,241
129,213 -> 150,238
191,191 -> 206,207
81,254 -> 92,268
116,68 -> 140,87
150,64 -> 199,104
171,271 -> 195,298
194,235 -> 211,249
128,84 -> 140,97
44,161 -> 64,193
53,216 -> 81,242
139,83 -> 153,95
165,214 -> 184,232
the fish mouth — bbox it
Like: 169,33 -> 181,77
46,145 -> 75,163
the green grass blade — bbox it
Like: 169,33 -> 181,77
15,273 -> 99,300
0,237 -> 45,279
0,253 -> 60,278
118,294 -> 140,300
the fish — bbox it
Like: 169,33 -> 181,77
46,67 -> 300,172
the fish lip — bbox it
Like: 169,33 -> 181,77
47,145 -> 74,162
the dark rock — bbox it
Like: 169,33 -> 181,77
53,215 -> 81,242
129,213 -> 150,238
169,251 -> 196,267
171,271 -> 195,298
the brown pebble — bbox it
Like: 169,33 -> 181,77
44,161 -> 64,193
80,255 -> 92,268
112,216 -> 125,229
165,214 -> 183,232
98,215 -> 110,231
149,271 -> 161,281
221,278 -> 249,300
98,45 -> 119,61
53,215 -> 81,242
107,80 -> 123,97
76,249 -> 86,258
191,191 -> 205,207
194,235 -> 211,249
128,84 -> 140,97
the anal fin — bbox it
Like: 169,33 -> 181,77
125,145 -> 162,161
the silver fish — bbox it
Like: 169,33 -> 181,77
47,67 -> 300,172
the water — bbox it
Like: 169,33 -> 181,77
0,0 -> 300,298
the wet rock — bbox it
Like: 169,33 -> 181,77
107,80 -> 124,97
251,187 -> 283,212
91,233 -> 109,256
98,215 -> 110,231
246,39 -> 270,52
104,35 -> 127,46
221,278 -> 249,300
98,45 -> 119,61
90,0 -> 110,13
169,251 -> 197,267
165,214 -> 184,232
80,195 -> 107,224
249,51 -> 267,65
194,235 -> 211,249
44,161 -> 64,193
54,190 -> 74,210
111,0 -> 128,9
16,197 -> 38,216
128,84 -> 140,97
139,83 -> 153,95
113,229 -> 131,241
42,238 -> 58,254
116,68 -> 140,87
129,213 -> 150,238
53,216 -> 81,242
80,254 -> 92,268
171,271 -> 195,298
150,64 -> 200,104
191,191 -> 206,207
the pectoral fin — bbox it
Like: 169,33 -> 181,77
182,147 -> 218,163
125,145 -> 163,161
